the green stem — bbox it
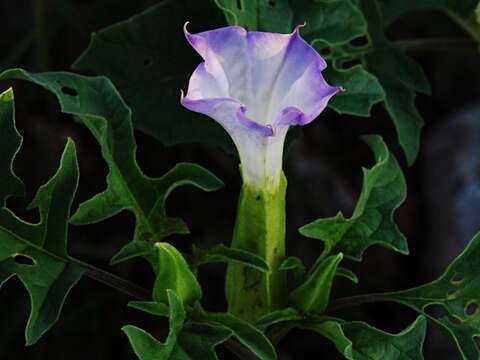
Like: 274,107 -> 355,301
226,174 -> 287,320
70,256 -> 151,300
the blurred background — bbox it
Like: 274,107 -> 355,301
1,0 -> 480,359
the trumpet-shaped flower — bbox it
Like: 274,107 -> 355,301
181,24 -> 341,191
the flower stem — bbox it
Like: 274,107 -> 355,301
226,174 -> 287,321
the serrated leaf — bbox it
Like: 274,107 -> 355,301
153,243 -> 202,306
0,69 -> 224,265
382,233 -> 480,360
288,254 -> 343,314
192,307 -> 277,360
379,0 -> 478,25
194,244 -> 269,272
325,65 -> 385,117
73,0 -> 235,153
309,316 -> 427,359
0,88 -> 84,345
360,0 -> 431,165
123,290 -> 185,360
299,135 -> 408,261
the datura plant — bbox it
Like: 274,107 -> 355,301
2,0 -> 480,359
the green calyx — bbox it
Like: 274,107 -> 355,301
226,173 -> 287,321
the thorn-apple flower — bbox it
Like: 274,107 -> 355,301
181,24 -> 341,191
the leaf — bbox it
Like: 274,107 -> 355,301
364,47 -> 431,165
325,64 -> 385,117
153,243 -> 202,306
336,267 -> 359,284
0,88 -> 85,345
213,0 -> 293,32
73,0 -> 235,153
192,307 -> 277,360
214,0 -> 366,46
0,69 -> 224,265
292,0 -> 367,46
360,0 -> 431,165
194,244 -> 269,272
379,0 -> 478,25
123,290 -> 186,360
299,135 -> 408,261
382,233 -> 480,360
126,299 -> 233,360
171,322 -> 232,360
128,301 -> 170,317
310,316 -> 427,359
288,254 -> 343,314
256,308 -> 301,330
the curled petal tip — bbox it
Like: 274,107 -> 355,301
183,21 -> 190,34
293,22 -> 306,34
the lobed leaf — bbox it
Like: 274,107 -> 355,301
383,233 -> 480,360
192,307 -> 277,360
0,88 -> 84,345
360,0 -> 431,165
299,135 -> 408,261
309,316 -> 427,359
0,69 -> 223,265
123,290 -> 186,360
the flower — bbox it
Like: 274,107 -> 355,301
181,24 -> 341,191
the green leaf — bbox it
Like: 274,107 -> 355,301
279,256 -> 307,288
379,0 -> 478,25
299,135 -> 408,261
288,254 -> 343,314
73,0 -> 235,153
364,47 -> 431,165
0,88 -> 84,345
214,0 -> 366,46
153,243 -> 202,306
123,290 -> 186,360
256,308 -> 301,330
0,69 -> 224,265
310,316 -> 427,359
213,0 -> 293,32
192,307 -> 277,360
325,65 -> 385,117
336,267 -> 359,284
293,0 -> 367,46
126,299 -> 233,360
128,301 -> 170,317
194,244 -> 269,272
360,0 -> 431,165
383,233 -> 480,360
171,322 -> 232,360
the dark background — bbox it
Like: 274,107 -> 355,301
1,0 -> 480,359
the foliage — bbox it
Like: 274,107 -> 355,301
2,0 -> 480,359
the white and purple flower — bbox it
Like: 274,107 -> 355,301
181,24 -> 341,191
